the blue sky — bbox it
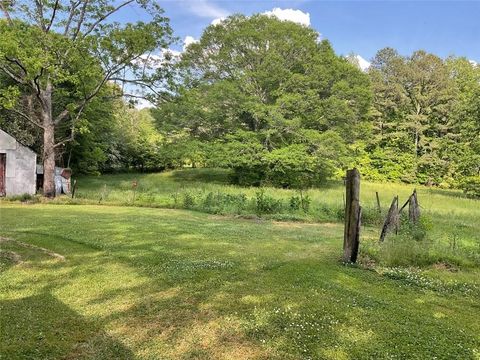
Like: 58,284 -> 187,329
120,0 -> 480,64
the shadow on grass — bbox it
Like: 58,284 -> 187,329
2,205 -> 479,359
0,292 -> 134,360
169,168 -> 233,184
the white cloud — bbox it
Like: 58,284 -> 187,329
263,8 -> 310,27
211,17 -> 226,26
182,0 -> 229,19
469,59 -> 478,67
135,98 -> 154,110
183,35 -> 199,51
134,49 -> 181,68
355,55 -> 371,71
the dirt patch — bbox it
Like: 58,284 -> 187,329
0,237 -> 66,261
0,250 -> 22,264
272,221 -> 338,229
432,262 -> 459,272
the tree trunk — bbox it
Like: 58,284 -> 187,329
41,84 -> 56,198
43,122 -> 56,197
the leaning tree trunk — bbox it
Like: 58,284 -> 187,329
40,85 -> 56,198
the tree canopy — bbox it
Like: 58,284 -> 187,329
1,9 -> 479,196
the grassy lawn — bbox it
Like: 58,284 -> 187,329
59,168 -> 480,253
1,203 -> 479,359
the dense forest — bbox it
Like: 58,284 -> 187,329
1,12 -> 479,196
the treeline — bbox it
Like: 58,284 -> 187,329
1,13 -> 479,195
154,15 -> 480,194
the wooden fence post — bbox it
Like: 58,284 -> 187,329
71,179 -> 77,199
375,191 -> 381,213
408,189 -> 420,223
379,196 -> 399,242
343,168 -> 361,263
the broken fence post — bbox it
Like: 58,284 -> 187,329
343,168 -> 361,263
379,196 -> 399,242
408,189 -> 420,223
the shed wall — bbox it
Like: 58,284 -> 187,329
0,130 -> 37,196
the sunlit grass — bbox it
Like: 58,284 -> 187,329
49,168 -> 479,253
1,203 -> 479,359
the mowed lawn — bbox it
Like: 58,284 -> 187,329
1,203 -> 479,359
69,169 -> 480,248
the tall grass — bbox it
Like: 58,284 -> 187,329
4,168 -> 479,265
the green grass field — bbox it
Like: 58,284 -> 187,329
69,168 -> 479,253
1,169 -> 479,359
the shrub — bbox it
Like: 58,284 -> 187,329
183,192 -> 196,208
459,176 -> 480,198
289,195 -> 301,211
255,189 -> 283,215
202,192 -> 247,214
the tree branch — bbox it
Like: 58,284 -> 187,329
81,0 -> 135,38
63,0 -> 82,35
46,0 -> 60,32
0,1 -> 13,25
34,0 -> 47,31
54,102 -> 87,148
7,106 -> 45,130
71,0 -> 89,40
0,64 -> 26,85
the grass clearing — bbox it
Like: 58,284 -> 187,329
38,168 -> 480,266
1,203 -> 479,359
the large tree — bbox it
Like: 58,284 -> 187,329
0,0 -> 173,196
154,15 -> 371,186
368,48 -> 453,183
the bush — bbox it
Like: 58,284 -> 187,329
183,192 -> 196,208
459,176 -> 480,198
255,189 -> 283,215
202,192 -> 247,214
289,192 -> 311,213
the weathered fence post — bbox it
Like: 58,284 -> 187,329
71,179 -> 77,199
375,191 -> 381,213
379,196 -> 399,242
343,168 -> 361,263
408,189 -> 420,223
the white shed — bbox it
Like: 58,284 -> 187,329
0,129 -> 37,196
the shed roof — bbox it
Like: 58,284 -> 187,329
0,129 -> 38,155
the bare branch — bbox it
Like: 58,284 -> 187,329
54,102 -> 87,148
81,0 -> 135,38
7,106 -> 45,129
34,0 -> 47,31
54,108 -> 70,124
71,0 -> 89,40
63,0 -> 82,35
33,67 -> 44,96
46,0 -> 60,32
